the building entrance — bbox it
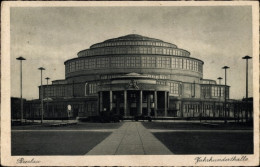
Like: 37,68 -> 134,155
99,90 -> 168,118
127,90 -> 139,116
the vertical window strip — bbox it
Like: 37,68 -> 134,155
166,57 -> 170,68
170,82 -> 179,95
183,59 -> 187,69
179,58 -> 183,69
157,57 -> 162,68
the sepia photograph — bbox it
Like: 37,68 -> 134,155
1,1 -> 259,166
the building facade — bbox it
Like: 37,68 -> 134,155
24,34 -> 246,120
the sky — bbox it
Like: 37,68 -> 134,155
10,6 -> 253,100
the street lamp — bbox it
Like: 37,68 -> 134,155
222,66 -> 230,123
38,67 -> 45,124
16,57 -> 26,124
217,77 -> 223,85
45,77 -> 50,118
217,77 -> 223,117
242,55 -> 252,122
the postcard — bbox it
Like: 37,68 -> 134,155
1,1 -> 259,166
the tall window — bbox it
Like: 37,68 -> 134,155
163,48 -> 167,54
96,57 -> 109,68
209,86 -> 225,97
85,83 -> 88,96
86,83 -> 97,95
179,58 -> 183,69
142,56 -> 156,67
220,87 -> 224,97
211,86 -> 221,97
170,82 -> 179,95
139,47 -> 145,54
44,86 -> 55,97
193,61 -> 197,71
89,58 -> 96,68
111,57 -> 124,67
183,59 -> 187,69
157,57 -> 170,68
225,87 -> 229,99
172,58 -> 179,68
186,60 -> 190,70
78,60 -> 84,70
201,86 -> 210,98
65,64 -> 69,73
55,86 -> 65,97
89,83 -> 97,94
198,62 -> 203,73
169,49 -> 173,55
191,82 -> 195,97
84,59 -> 89,69
126,57 -> 140,67
156,48 -> 163,54
75,61 -> 79,71
70,62 -> 75,72
83,58 -> 96,68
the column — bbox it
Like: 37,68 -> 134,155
192,105 -> 194,117
213,103 -> 216,118
147,94 -> 151,116
202,103 -> 205,117
218,104 -> 221,117
139,90 -> 142,116
209,105 -> 211,117
52,105 -> 55,118
167,92 -> 170,108
181,102 -> 184,117
249,102 -> 252,120
116,93 -> 120,115
164,91 -> 167,117
241,103 -> 244,122
97,92 -> 100,114
124,90 -> 127,117
228,103 -> 230,118
154,91 -> 157,117
188,105 -> 190,117
100,92 -> 103,113
109,91 -> 113,112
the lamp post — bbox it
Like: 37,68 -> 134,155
16,57 -> 26,124
217,77 -> 223,85
242,55 -> 252,122
217,77 -> 223,117
38,67 -> 45,124
45,77 -> 50,118
222,66 -> 230,123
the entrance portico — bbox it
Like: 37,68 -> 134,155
98,73 -> 169,118
99,90 -> 169,118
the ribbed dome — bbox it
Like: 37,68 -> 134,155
103,34 -> 163,43
90,34 -> 177,49
77,34 -> 190,57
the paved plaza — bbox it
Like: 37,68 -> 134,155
87,122 -> 172,155
11,121 -> 253,155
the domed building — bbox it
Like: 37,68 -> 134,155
26,34 -> 235,120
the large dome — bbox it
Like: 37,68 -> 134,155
77,34 -> 190,57
90,34 -> 175,48
102,34 -> 164,43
